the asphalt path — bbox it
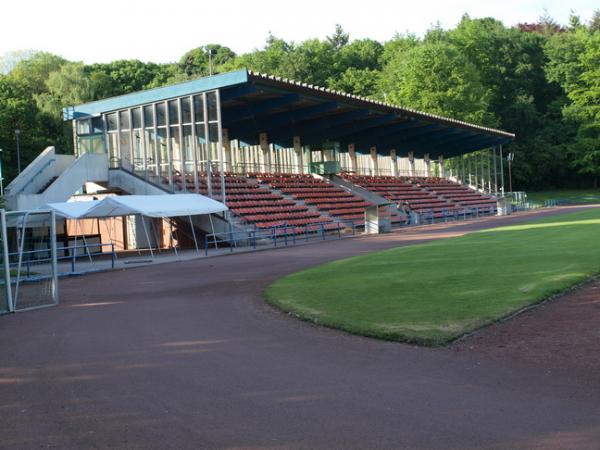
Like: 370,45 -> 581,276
1,206 -> 599,450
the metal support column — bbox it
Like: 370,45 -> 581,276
487,149 -> 492,193
203,94 -> 212,198
259,133 -> 270,173
499,145 -> 505,195
293,136 -> 303,174
493,146 -> 498,194
216,89 -> 226,204
390,149 -> 398,177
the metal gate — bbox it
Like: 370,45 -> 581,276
0,209 -> 58,313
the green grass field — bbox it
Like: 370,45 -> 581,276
266,208 -> 600,346
527,189 -> 600,204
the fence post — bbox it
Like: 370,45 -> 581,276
321,223 -> 325,240
49,211 -> 58,304
1,210 -> 14,312
71,245 -> 76,273
204,235 -> 209,257
111,243 -> 115,269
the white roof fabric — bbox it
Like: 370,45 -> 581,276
44,194 -> 228,219
45,200 -> 101,219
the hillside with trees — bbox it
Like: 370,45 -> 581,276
1,12 -> 599,189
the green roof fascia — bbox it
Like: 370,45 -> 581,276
63,69 -> 249,120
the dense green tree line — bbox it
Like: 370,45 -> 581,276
1,13 -> 599,189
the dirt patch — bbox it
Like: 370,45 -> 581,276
450,277 -> 600,380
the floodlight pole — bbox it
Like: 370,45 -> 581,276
208,48 -> 216,76
15,129 -> 21,175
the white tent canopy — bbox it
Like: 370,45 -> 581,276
44,194 -> 228,219
44,200 -> 101,219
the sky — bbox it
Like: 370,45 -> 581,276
1,0 -> 598,65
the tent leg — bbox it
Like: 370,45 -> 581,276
150,218 -> 162,254
189,215 -> 199,255
208,214 -> 218,249
140,215 -> 154,258
168,218 -> 178,257
102,218 -> 117,260
77,220 -> 94,264
73,219 -> 78,263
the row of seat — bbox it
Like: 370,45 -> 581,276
254,173 -> 374,225
232,205 -> 308,215
195,173 -> 344,230
342,174 -> 496,216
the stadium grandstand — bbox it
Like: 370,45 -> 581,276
4,69 -> 514,254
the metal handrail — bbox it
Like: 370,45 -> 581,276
204,220 -> 356,256
8,242 -> 116,279
14,158 -> 56,194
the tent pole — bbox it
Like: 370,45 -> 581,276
73,219 -> 77,262
189,215 -> 200,255
77,220 -> 93,264
208,214 -> 218,249
140,215 -> 154,258
102,218 -> 117,259
132,215 -> 142,256
150,218 -> 162,254
168,218 -> 178,257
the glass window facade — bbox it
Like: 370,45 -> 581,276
74,90 -> 223,192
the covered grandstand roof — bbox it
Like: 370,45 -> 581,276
65,69 -> 514,158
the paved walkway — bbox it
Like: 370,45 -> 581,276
1,206 -> 599,449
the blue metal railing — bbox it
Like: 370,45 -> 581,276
412,205 -> 496,226
8,242 -> 116,280
204,220 -> 356,256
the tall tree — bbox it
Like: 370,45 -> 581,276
179,45 -> 236,77
546,29 -> 600,186
379,40 -> 496,126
